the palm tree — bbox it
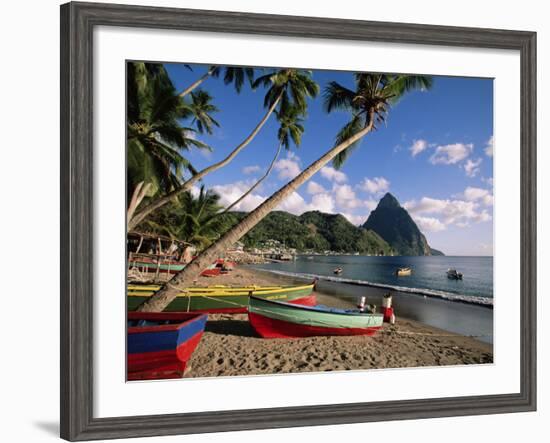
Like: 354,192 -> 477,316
139,186 -> 233,250
136,72 -> 432,312
127,63 -> 213,196
178,66 -> 255,97
221,106 -> 305,213
128,68 -> 319,231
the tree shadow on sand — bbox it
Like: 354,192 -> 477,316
205,319 -> 258,338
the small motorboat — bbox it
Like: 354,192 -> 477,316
395,267 -> 412,276
333,267 -> 343,274
447,268 -> 463,280
248,296 -> 383,338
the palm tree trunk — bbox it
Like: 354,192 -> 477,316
136,110 -> 375,312
220,142 -> 283,214
127,182 -> 152,225
128,91 -> 284,231
178,66 -> 216,98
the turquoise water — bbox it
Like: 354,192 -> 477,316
252,255 -> 493,306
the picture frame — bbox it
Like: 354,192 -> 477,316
60,1 -> 537,441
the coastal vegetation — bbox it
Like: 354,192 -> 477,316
134,70 -> 433,312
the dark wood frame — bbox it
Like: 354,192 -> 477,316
60,1 -> 537,441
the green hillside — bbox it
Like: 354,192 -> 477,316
227,210 -> 393,255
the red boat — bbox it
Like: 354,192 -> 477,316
127,312 -> 207,380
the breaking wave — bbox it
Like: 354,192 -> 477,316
255,268 -> 494,308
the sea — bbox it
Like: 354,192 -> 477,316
250,255 -> 494,343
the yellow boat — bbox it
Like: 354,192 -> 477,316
395,267 -> 412,276
127,282 -> 317,313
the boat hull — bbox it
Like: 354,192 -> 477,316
248,296 -> 383,338
127,283 -> 317,313
127,312 -> 207,380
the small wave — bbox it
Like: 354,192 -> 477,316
254,268 -> 494,308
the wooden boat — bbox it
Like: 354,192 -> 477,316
333,267 -> 343,274
127,282 -> 317,313
200,262 -> 222,277
127,312 -> 207,380
248,296 -> 384,338
447,269 -> 463,280
395,267 -> 412,276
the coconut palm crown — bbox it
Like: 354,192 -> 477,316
324,73 -> 433,168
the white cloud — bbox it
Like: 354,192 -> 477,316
319,166 -> 347,183
274,152 -> 301,180
485,136 -> 494,157
341,212 -> 369,226
412,215 -> 446,232
358,177 -> 390,195
211,181 -> 266,212
429,143 -> 473,165
276,191 -> 310,215
306,181 -> 327,195
309,193 -> 335,214
409,139 -> 429,157
463,186 -> 493,206
333,184 -> 361,210
404,195 -> 492,228
463,157 -> 483,177
242,165 -> 261,175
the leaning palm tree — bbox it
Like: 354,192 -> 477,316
128,68 -> 319,231
178,66 -> 255,97
136,72 -> 432,312
221,106 -> 305,214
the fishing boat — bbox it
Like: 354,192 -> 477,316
248,296 -> 383,338
447,269 -> 463,280
395,267 -> 412,276
127,312 -> 207,380
127,282 -> 317,313
333,267 -> 343,274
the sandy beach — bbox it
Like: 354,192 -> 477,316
184,266 -> 493,378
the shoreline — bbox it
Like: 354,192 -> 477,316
185,266 -> 493,378
250,267 -> 493,308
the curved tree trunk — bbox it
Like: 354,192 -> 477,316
127,182 -> 152,225
178,66 -> 215,98
128,91 -> 284,231
220,142 -> 283,214
137,110 -> 375,312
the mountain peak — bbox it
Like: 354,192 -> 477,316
378,192 -> 400,208
363,193 -> 444,256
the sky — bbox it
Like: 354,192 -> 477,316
161,62 -> 494,256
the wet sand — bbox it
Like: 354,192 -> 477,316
185,267 -> 493,378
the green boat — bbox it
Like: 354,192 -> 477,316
248,296 -> 384,338
127,282 -> 317,313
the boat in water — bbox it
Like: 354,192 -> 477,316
395,267 -> 412,276
447,268 -> 463,280
333,267 -> 343,274
127,312 -> 207,380
248,296 -> 383,338
127,282 -> 317,313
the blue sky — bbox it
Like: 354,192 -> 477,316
163,63 -> 494,256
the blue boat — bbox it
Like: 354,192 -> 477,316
127,312 -> 207,380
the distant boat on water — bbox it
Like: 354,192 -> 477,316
447,269 -> 463,280
333,267 -> 343,274
395,267 -> 412,276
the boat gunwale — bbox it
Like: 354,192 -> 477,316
249,295 -> 383,318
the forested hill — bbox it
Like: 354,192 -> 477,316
228,211 -> 393,255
